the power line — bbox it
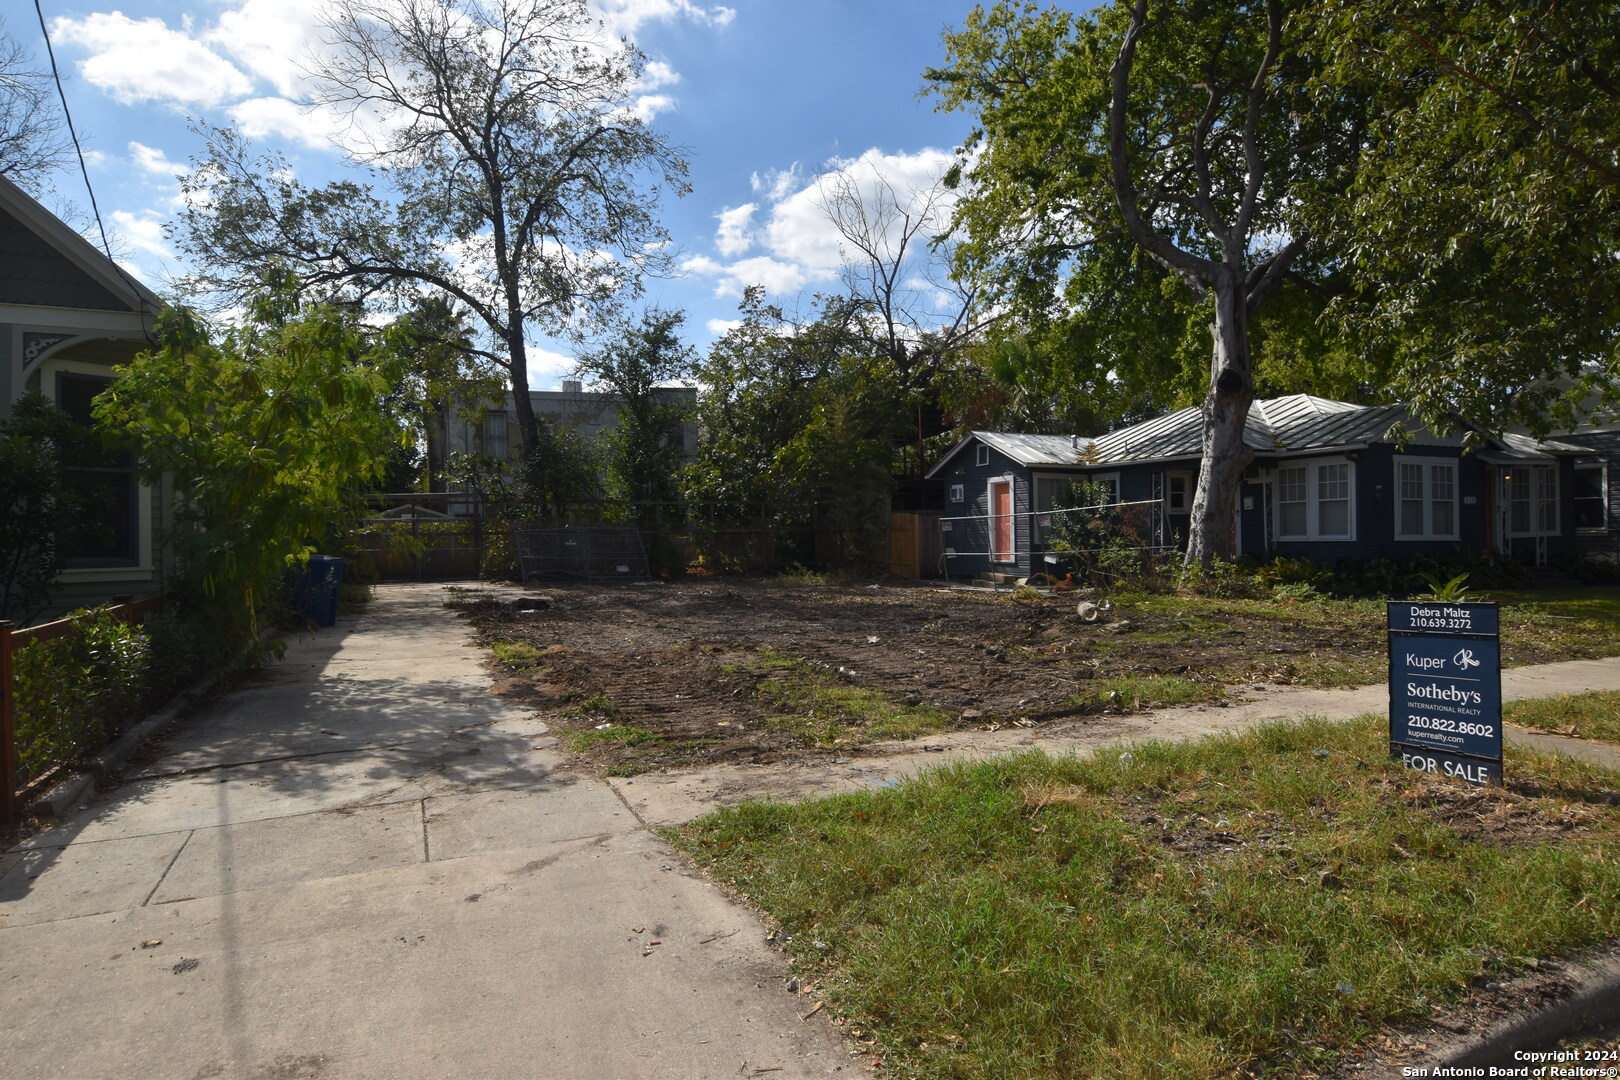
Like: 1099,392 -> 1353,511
32,0 -> 155,328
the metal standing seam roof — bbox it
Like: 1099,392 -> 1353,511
934,394 -> 1584,475
926,431 -> 1097,476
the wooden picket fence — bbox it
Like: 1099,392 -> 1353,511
0,593 -> 169,827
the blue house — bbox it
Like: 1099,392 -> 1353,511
927,395 -> 1587,581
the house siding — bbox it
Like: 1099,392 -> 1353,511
932,410 -> 1589,580
943,445 -> 1033,578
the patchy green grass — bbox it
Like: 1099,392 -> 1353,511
1285,655 -> 1385,688
489,640 -> 544,670
1507,690 -> 1620,744
668,716 -> 1620,1080
1077,673 -> 1218,710
562,723 -> 660,753
1492,590 -> 1620,667
743,648 -> 954,746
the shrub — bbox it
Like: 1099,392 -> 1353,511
13,608 -> 151,783
1551,553 -> 1620,585
10,601 -> 221,787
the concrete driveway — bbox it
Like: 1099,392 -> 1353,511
0,584 -> 864,1080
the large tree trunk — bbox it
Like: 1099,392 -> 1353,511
1186,272 -> 1257,567
506,330 -> 539,454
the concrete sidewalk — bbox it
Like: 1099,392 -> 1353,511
611,655 -> 1620,828
0,585 -> 863,1080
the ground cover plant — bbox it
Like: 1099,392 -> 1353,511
455,579 -> 1620,776
667,716 -> 1620,1080
1506,690 -> 1620,745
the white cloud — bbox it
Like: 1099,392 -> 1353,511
51,12 -> 253,106
526,347 -> 578,387
206,0 -> 326,99
129,142 -> 186,179
640,60 -> 680,91
681,254 -> 831,299
593,0 -> 736,36
714,203 -> 756,257
631,94 -> 676,121
111,210 -> 171,261
228,97 -> 336,149
750,164 -> 804,204
706,318 -> 743,336
686,148 -> 961,304
768,147 -> 958,274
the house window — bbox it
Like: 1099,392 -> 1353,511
1034,474 -> 1108,541
948,483 -> 965,503
481,410 -> 509,459
1276,459 -> 1355,541
975,444 -> 989,467
1165,472 -> 1191,513
1508,465 -> 1559,536
1574,463 -> 1607,532
1395,458 -> 1459,540
56,372 -> 139,567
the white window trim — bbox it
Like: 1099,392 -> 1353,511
987,474 -> 1016,563
975,444 -> 990,467
1394,455 -> 1460,541
1031,472 -> 1070,513
1507,464 -> 1560,538
1088,472 -> 1122,504
1274,457 -> 1356,541
1164,470 -> 1193,513
1574,461 -> 1608,535
1033,472 -> 1113,542
948,483 -> 965,503
38,355 -> 155,578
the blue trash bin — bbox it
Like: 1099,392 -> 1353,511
288,555 -> 347,627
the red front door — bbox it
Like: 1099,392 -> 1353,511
990,480 -> 1013,562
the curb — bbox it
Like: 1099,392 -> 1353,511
34,668 -> 230,817
1438,950 -> 1620,1066
1354,943 -> 1620,1077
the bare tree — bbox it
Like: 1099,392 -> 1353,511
816,168 -> 989,392
172,0 -> 688,456
0,21 -> 70,193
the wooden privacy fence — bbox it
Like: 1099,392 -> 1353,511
1,593 -> 168,826
887,511 -> 944,580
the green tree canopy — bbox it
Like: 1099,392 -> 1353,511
1303,0 -> 1620,435
685,288 -> 907,543
573,308 -> 695,514
928,0 -> 1365,565
95,293 -> 405,654
0,393 -> 96,622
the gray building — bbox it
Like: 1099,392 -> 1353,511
433,379 -> 698,488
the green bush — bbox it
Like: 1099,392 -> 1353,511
13,609 -> 151,783
1551,553 -> 1620,585
10,602 -> 220,787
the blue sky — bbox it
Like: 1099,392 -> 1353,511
21,0 -> 1021,387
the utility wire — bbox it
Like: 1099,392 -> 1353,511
32,0 -> 155,329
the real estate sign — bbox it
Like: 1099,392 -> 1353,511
1387,601 -> 1503,786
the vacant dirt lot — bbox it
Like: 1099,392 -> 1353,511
455,580 -> 1358,773
452,579 -> 1620,775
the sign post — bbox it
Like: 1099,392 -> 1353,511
1387,601 -> 1503,786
